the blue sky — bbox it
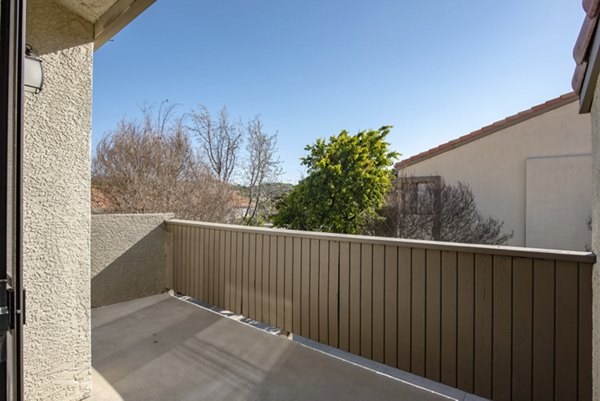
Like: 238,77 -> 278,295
93,0 -> 583,183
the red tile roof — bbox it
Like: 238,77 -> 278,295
395,93 -> 578,169
572,0 -> 600,94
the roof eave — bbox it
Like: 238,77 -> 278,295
579,21 -> 600,113
93,0 -> 156,51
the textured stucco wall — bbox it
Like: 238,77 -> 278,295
590,78 -> 600,401
401,100 -> 591,249
525,154 -> 592,250
23,1 -> 94,400
91,214 -> 173,308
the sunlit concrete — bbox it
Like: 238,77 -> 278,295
91,293 -> 453,401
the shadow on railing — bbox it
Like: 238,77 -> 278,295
165,219 -> 595,401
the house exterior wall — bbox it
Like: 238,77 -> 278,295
590,75 -> 600,401
525,154 -> 592,250
400,100 -> 592,251
23,1 -> 94,399
91,213 -> 174,308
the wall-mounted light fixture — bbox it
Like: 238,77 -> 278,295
24,45 -> 43,94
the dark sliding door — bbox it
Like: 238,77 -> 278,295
0,0 -> 26,400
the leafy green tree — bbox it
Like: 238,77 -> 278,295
272,127 -> 399,234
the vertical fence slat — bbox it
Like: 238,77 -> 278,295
203,228 -> 209,303
532,259 -> 555,401
457,252 -> 474,393
328,241 -> 339,347
213,229 -> 219,305
310,238 -> 320,340
277,236 -> 286,329
235,231 -> 243,314
190,226 -> 197,299
224,230 -> 231,311
426,249 -> 441,382
474,254 -> 493,399
319,240 -> 329,344
292,237 -> 302,334
193,227 -> 199,300
262,235 -> 270,324
182,226 -> 188,296
512,257 -> 533,401
339,242 -> 351,352
173,225 -> 179,292
179,226 -> 185,295
270,235 -> 278,327
349,242 -> 361,355
241,232 -> 249,316
579,263 -> 592,401
284,237 -> 294,333
227,230 -> 233,309
255,235 -> 264,323
398,247 -> 412,371
360,244 -> 373,359
220,230 -> 226,307
441,250 -> 457,388
411,247 -> 426,377
165,224 -> 173,289
210,229 -> 216,305
214,229 -> 220,305
384,245 -> 398,367
301,237 -> 310,338
555,261 -> 578,401
372,244 -> 385,364
492,255 -> 512,401
248,233 -> 256,319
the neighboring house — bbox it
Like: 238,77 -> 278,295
396,93 -> 592,251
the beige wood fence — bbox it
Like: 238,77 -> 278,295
165,219 -> 594,401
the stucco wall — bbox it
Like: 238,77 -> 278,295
525,154 -> 592,250
590,77 -> 600,401
401,100 -> 592,250
23,1 -> 94,400
91,214 -> 173,308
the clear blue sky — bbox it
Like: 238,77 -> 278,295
93,0 -> 583,183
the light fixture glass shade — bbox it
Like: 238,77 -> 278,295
24,54 -> 43,94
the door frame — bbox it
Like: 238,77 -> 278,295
0,0 -> 26,399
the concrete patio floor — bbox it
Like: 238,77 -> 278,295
90,293 -> 454,401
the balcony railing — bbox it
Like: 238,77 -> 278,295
165,219 -> 595,401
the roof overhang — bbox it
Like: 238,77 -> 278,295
578,19 -> 600,113
572,0 -> 600,113
54,0 -> 156,51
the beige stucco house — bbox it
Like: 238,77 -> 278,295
396,93 -> 592,251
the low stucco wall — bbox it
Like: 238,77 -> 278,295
91,213 -> 174,308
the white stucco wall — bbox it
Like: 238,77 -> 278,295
91,214 -> 174,308
525,154 -> 592,250
401,100 -> 592,250
23,1 -> 93,399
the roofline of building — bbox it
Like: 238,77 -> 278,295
395,93 -> 578,169
94,0 -> 157,50
572,0 -> 600,112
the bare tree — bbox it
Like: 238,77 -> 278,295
188,105 -> 243,183
241,116 -> 282,225
372,176 -> 512,245
92,105 -> 235,222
